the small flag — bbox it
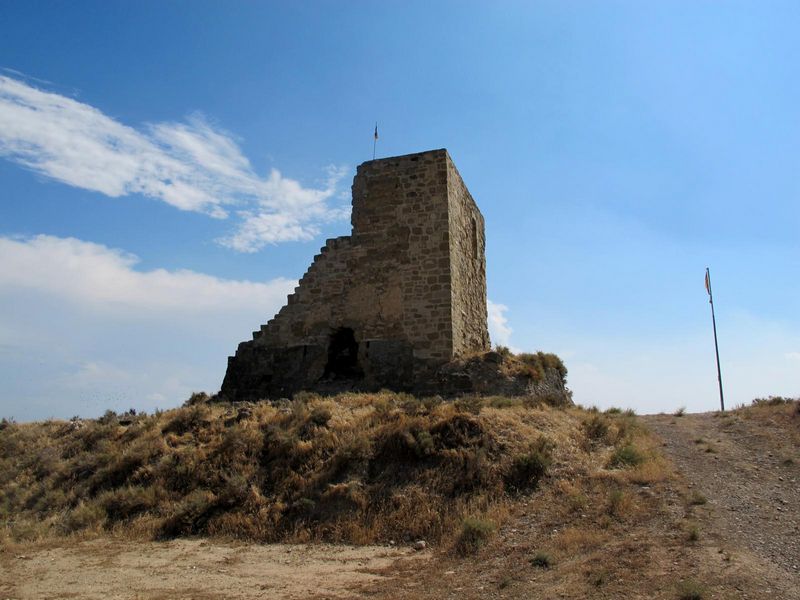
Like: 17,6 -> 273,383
374,123 -> 378,140
705,269 -> 711,296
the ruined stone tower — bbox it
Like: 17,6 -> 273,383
220,149 -> 490,401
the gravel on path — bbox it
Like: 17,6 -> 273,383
644,410 -> 799,599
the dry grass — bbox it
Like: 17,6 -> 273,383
0,392 -> 572,547
550,526 -> 608,554
0,392 -> 676,559
738,397 -> 800,444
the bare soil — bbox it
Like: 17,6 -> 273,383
0,538 -> 425,599
644,409 -> 800,599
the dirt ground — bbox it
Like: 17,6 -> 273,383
0,538 -> 426,600
644,410 -> 800,598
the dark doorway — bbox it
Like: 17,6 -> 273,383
323,328 -> 363,380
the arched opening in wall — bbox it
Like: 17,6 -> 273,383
323,328 -> 364,380
471,217 -> 478,260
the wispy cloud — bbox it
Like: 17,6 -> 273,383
217,165 -> 351,251
0,75 -> 348,248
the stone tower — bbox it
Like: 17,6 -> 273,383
220,149 -> 489,401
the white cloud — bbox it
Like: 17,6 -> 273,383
786,352 -> 800,362
487,299 -> 514,349
0,75 -> 348,246
218,165 -> 351,252
0,235 -> 295,313
0,234 -> 297,420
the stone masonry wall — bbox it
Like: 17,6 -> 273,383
220,149 -> 489,401
447,155 -> 490,356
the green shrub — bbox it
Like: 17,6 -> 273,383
183,392 -> 210,406
529,551 -> 552,568
60,502 -> 105,533
517,352 -> 567,381
607,489 -> 632,518
607,443 -> 645,469
751,395 -> 795,406
488,396 -> 521,409
677,580 -> 705,600
455,517 -> 495,555
97,410 -> 119,425
688,491 -> 707,506
494,345 -> 512,359
583,414 -> 610,443
505,441 -> 552,493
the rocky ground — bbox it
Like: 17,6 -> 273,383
644,408 -> 800,598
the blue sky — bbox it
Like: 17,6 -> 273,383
1,1 -> 798,420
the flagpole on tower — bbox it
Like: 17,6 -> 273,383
373,122 -> 378,160
705,267 -> 725,412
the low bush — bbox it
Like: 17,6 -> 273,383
507,352 -> 567,382
60,502 -> 105,533
100,486 -> 158,522
454,395 -> 483,415
607,489 -> 631,518
688,491 -> 707,506
687,525 -> 700,542
455,517 -> 495,555
529,551 -> 552,568
751,395 -> 796,407
183,392 -> 210,407
583,414 -> 610,443
677,580 -> 705,600
607,444 -> 645,469
504,438 -> 553,493
159,490 -> 218,539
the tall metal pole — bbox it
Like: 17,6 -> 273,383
706,267 -> 725,412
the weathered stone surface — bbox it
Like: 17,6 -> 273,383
219,149 -> 491,401
431,352 -> 573,405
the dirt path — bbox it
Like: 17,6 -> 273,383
644,410 -> 800,598
0,538 -> 426,600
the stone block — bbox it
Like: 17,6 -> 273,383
220,149 -> 489,401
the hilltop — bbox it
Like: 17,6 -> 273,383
1,396 -> 798,599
